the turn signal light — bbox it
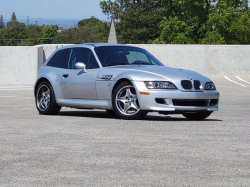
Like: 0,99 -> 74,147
140,92 -> 150,95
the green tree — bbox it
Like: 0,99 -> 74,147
100,0 -> 163,43
40,25 -> 58,44
22,25 -> 42,46
200,31 -> 226,44
57,28 -> 77,44
8,12 -> 18,26
57,17 -> 109,44
154,17 -> 195,44
154,0 -> 250,44
155,0 -> 216,44
11,12 -> 17,21
7,12 -> 25,27
0,28 -> 6,45
4,22 -> 27,46
0,15 -> 5,29
78,16 -> 103,27
1,12 -> 28,45
216,0 -> 248,9
158,0 -> 215,19
200,0 -> 250,44
100,0 -> 125,19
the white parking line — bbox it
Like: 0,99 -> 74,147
236,76 -> 250,84
0,87 -> 33,90
0,88 -> 33,90
0,96 -> 16,98
0,105 -> 21,107
224,76 -> 247,87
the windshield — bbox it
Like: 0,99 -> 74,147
94,46 -> 164,67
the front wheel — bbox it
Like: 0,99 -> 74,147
182,112 -> 213,120
112,81 -> 148,120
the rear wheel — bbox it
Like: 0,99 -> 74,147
36,81 -> 61,115
112,81 -> 148,120
182,112 -> 212,120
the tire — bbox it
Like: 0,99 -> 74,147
106,110 -> 116,116
35,81 -> 61,115
182,112 -> 212,120
112,81 -> 148,120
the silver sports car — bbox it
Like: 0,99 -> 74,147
34,43 -> 219,120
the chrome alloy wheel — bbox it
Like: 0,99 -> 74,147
36,85 -> 51,112
115,85 -> 140,116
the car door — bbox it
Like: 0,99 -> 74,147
46,48 -> 71,98
60,47 -> 100,99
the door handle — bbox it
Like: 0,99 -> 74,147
62,74 -> 69,78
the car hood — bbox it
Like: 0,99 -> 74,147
106,65 -> 209,82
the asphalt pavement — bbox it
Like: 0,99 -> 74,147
0,76 -> 250,187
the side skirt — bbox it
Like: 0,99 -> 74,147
56,98 -> 112,109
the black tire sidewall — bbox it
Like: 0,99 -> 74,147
35,81 -> 61,115
112,81 -> 147,120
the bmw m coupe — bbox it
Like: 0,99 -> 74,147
34,43 -> 219,120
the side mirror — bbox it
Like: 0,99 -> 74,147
75,62 -> 87,73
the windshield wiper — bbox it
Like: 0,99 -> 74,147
107,63 -> 127,67
131,61 -> 154,65
132,62 -> 154,65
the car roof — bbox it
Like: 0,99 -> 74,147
83,43 -> 128,47
56,43 -> 133,51
65,43 -> 128,48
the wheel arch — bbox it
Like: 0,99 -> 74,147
112,78 -> 134,94
34,77 -> 52,96
111,78 -> 148,120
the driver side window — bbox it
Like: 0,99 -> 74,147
67,48 -> 99,69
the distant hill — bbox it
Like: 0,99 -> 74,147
5,18 -> 81,29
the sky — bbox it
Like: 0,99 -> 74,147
0,0 -> 108,20
1,0 -> 250,21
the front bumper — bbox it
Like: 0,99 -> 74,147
133,82 -> 220,112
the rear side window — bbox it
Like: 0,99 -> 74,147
47,49 -> 71,69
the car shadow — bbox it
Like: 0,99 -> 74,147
58,111 -> 223,122
144,115 -> 223,122
59,111 -> 120,119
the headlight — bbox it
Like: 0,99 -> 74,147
205,82 -> 216,90
144,81 -> 177,89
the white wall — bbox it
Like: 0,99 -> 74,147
0,46 -> 43,86
35,44 -> 71,63
132,44 -> 250,76
42,44 -> 250,76
0,44 -> 249,86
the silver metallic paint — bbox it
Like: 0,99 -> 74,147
35,44 -> 220,113
60,69 -> 99,99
